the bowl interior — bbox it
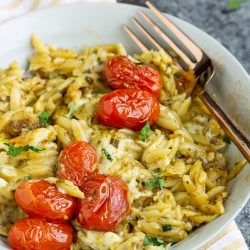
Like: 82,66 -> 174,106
0,3 -> 249,250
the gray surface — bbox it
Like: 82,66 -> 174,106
118,0 -> 250,246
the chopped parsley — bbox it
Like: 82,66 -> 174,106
145,172 -> 164,190
162,224 -> 172,232
223,135 -> 231,144
228,0 -> 248,9
53,162 -> 59,175
38,112 -> 50,127
151,172 -> 161,178
141,121 -> 150,141
66,103 -> 77,118
23,175 -> 32,180
102,148 -> 113,162
144,235 -> 170,248
4,143 -> 42,157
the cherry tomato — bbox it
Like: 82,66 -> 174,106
15,180 -> 76,222
8,218 -> 73,250
57,141 -> 98,188
96,89 -> 160,130
77,174 -> 131,231
104,56 -> 162,96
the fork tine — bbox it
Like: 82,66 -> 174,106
145,1 -> 203,62
123,24 -> 149,52
131,17 -> 163,51
139,10 -> 195,68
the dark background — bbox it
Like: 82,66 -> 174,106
118,0 -> 250,246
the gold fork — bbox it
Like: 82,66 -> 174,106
123,1 -> 250,162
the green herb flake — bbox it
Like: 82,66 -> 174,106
141,121 -> 150,141
228,0 -> 247,9
53,162 -> 59,175
144,235 -> 168,248
66,103 -> 77,118
157,178 -> 165,190
162,224 -> 172,232
22,145 -> 42,153
23,175 -> 32,180
145,173 -> 165,190
223,135 -> 231,144
4,144 -> 24,157
38,112 -> 50,128
151,172 -> 160,178
4,143 -> 42,157
145,180 -> 155,189
102,148 -> 113,162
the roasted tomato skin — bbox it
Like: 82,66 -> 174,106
15,180 -> 76,222
57,141 -> 98,187
7,218 -> 73,250
77,174 -> 131,231
96,89 -> 160,130
104,56 -> 162,96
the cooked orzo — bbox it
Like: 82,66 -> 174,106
0,35 -> 246,250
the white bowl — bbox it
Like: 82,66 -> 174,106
0,3 -> 249,250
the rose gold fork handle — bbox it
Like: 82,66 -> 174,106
201,91 -> 250,162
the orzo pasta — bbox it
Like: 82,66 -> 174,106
0,35 -> 246,250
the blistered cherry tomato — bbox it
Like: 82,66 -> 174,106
57,141 -> 98,187
15,180 -> 76,222
8,218 -> 73,250
96,89 -> 160,130
104,56 -> 162,96
77,174 -> 130,231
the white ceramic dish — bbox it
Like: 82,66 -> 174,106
0,3 -> 250,250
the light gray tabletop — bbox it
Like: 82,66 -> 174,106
118,0 -> 250,246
